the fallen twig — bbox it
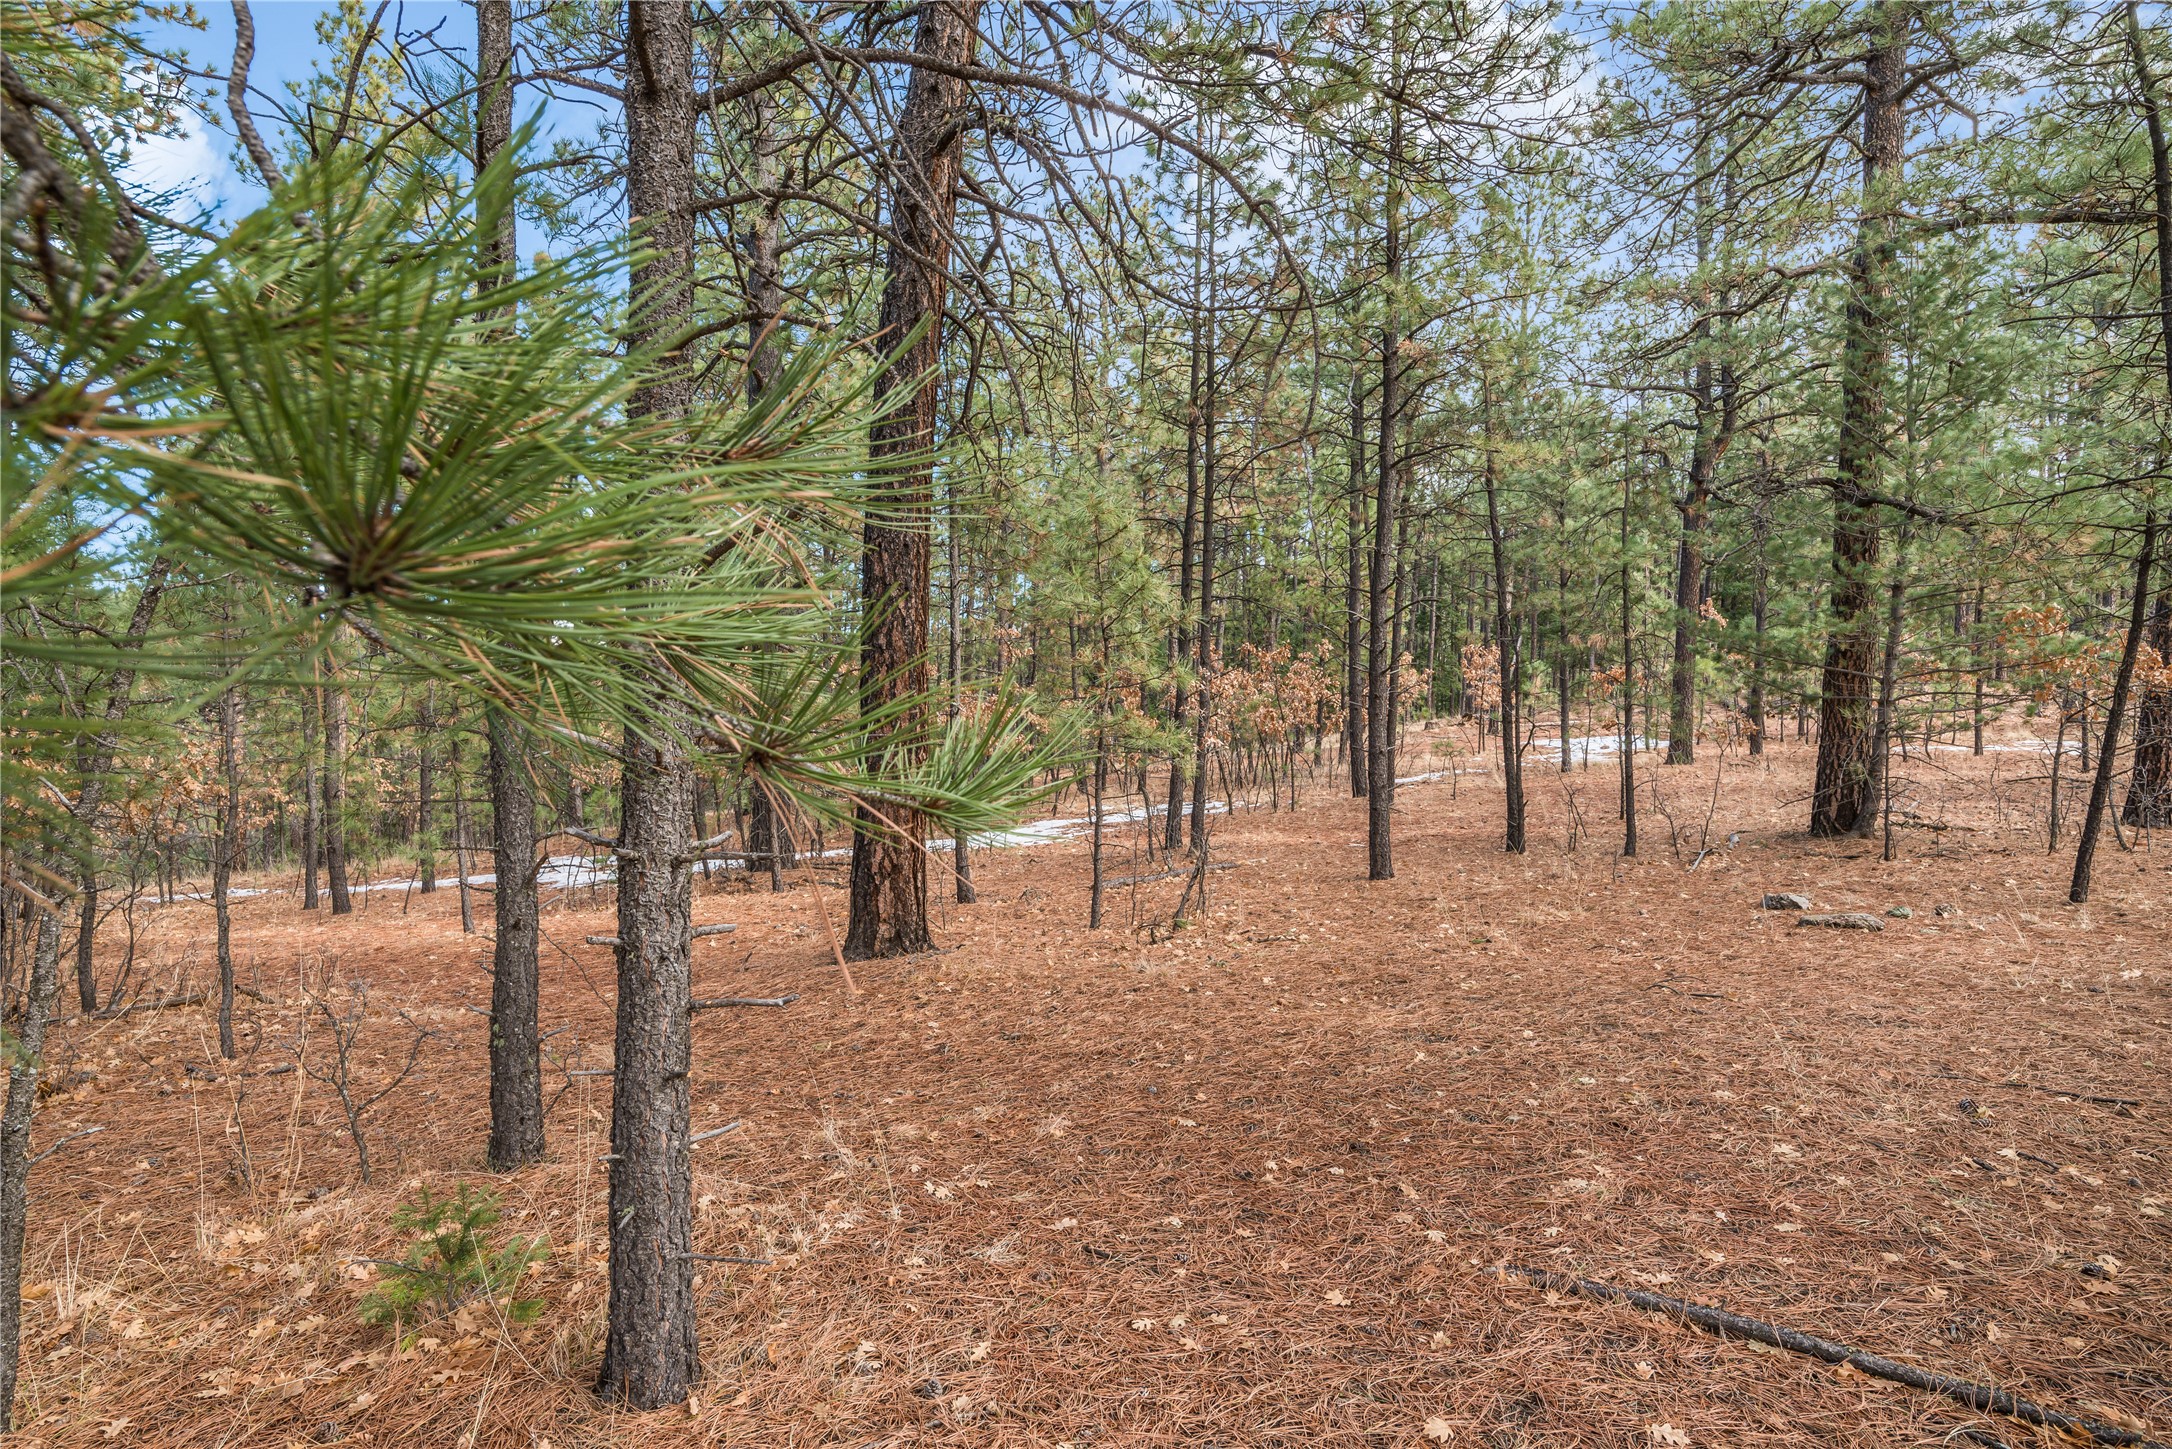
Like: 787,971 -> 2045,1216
1493,1263 -> 2168,1449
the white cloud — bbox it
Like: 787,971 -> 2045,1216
120,108 -> 252,218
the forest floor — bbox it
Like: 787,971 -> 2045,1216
10,726 -> 2171,1449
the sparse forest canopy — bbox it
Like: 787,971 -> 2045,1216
2,1 -> 2169,1442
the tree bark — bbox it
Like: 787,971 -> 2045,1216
1484,379 -> 1525,854
471,0 -> 544,1174
0,904 -> 62,1432
1620,451 -> 1639,857
2119,1 -> 2172,833
322,660 -> 352,913
301,672 -> 320,908
213,685 -> 241,1058
846,0 -> 981,957
1812,5 -> 1905,836
485,713 -> 543,1168
1345,368 -> 1369,798
416,685 -> 437,892
599,0 -> 701,1407
1366,77 -> 1404,880
2071,515 -> 2158,902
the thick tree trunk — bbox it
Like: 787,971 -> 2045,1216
599,0 -> 701,1407
0,905 -> 63,1432
2120,2 -> 2172,833
846,0 -> 981,958
485,713 -> 542,1168
1812,8 -> 1905,836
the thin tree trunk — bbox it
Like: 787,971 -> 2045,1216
2072,514 -> 2158,903
1366,77 -> 1403,880
1749,486 -> 1770,757
417,684 -> 437,893
1855,536 -> 1909,845
451,728 -> 475,934
214,685 -> 241,1059
301,673 -> 320,909
1089,729 -> 1108,929
1484,378 -> 1525,854
1189,166 -> 1220,857
1620,465 -> 1639,857
1346,368 -> 1369,798
323,660 -> 352,914
846,0 -> 982,957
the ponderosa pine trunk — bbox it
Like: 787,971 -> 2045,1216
1346,369 -> 1369,798
1365,81 -> 1403,880
599,0 -> 701,1406
1167,244 -> 1204,850
323,660 -> 352,913
416,684 -> 437,892
474,0 -> 544,1175
1189,201 -> 1219,858
301,673 -> 320,909
2072,515 -> 2158,902
0,904 -> 63,1432
1748,484 -> 1770,757
2119,2 -> 2172,835
1812,6 -> 1905,836
1483,379 -> 1525,854
213,685 -> 240,1059
1620,452 -> 1639,856
742,69 -> 795,898
846,0 -> 981,957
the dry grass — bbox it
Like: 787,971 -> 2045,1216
10,726 -> 2169,1448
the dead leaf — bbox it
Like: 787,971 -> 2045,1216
1423,1416 -> 1455,1444
1648,1425 -> 1691,1446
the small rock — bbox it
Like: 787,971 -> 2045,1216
1934,903 -> 1958,918
1887,905 -> 1914,919
1797,912 -> 1884,932
1762,893 -> 1813,911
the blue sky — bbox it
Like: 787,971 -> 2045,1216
128,1 -> 597,249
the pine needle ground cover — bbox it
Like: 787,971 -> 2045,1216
7,728 -> 2166,1448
